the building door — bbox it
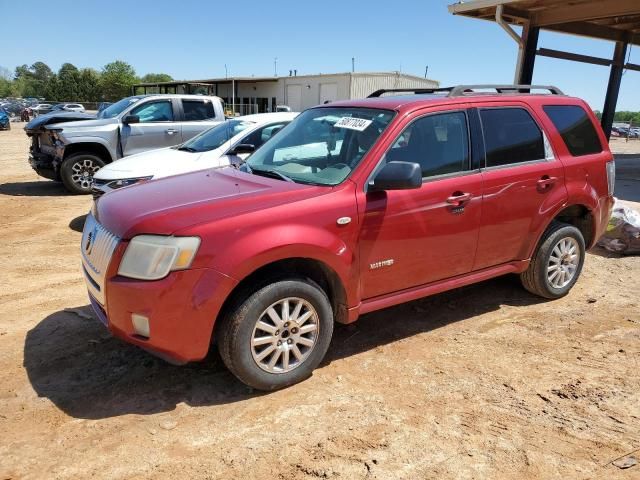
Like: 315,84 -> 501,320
286,84 -> 302,111
319,83 -> 338,104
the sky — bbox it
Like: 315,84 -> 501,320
2,0 -> 638,110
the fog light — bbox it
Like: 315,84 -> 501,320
131,313 -> 150,338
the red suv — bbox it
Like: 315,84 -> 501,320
81,85 -> 615,390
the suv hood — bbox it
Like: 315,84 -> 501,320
24,111 -> 97,133
93,146 -> 227,181
95,168 -> 329,239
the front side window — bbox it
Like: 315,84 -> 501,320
387,111 -> 469,178
180,119 -> 253,152
131,100 -> 174,123
246,107 -> 395,186
182,100 -> 216,121
543,105 -> 602,156
480,108 -> 545,167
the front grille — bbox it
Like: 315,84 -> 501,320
81,214 -> 120,305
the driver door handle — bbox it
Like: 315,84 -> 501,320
166,128 -> 178,135
446,192 -> 472,207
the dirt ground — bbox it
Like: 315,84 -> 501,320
0,123 -> 639,480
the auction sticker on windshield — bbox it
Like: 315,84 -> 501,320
334,117 -> 373,131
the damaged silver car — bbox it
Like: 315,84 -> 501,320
25,94 -> 225,194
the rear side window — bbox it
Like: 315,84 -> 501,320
480,108 -> 545,167
388,111 -> 470,178
182,100 -> 216,121
543,105 -> 602,156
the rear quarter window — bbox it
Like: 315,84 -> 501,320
543,105 -> 602,156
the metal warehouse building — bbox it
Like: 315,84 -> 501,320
132,72 -> 439,114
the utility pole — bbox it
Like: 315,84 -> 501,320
274,57 -> 278,77
352,57 -> 355,73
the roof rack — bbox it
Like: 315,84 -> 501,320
368,84 -> 564,98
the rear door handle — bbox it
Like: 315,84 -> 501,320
166,128 -> 178,135
446,192 -> 472,207
537,175 -> 557,190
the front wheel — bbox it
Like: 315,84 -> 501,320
60,153 -> 105,194
218,280 -> 334,390
520,222 -> 585,299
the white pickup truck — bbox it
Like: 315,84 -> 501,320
25,94 -> 225,194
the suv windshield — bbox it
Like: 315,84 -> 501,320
98,97 -> 141,119
180,119 -> 254,152
246,107 -> 395,186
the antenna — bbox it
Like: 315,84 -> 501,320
352,57 -> 355,72
424,65 -> 429,78
274,57 -> 278,77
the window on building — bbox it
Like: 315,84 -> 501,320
543,105 -> 602,156
480,108 -> 545,167
387,111 -> 470,178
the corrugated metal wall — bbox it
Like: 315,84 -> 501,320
350,73 -> 439,99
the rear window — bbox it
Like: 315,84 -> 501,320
480,108 -> 545,168
182,100 -> 216,121
543,105 -> 602,156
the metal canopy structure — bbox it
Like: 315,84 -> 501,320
448,0 -> 640,139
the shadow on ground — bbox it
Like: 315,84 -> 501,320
69,214 -> 87,232
25,275 -> 544,420
0,181 -> 69,197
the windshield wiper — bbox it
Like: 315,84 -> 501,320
177,145 -> 198,152
251,167 -> 294,182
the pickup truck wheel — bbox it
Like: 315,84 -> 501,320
520,222 -> 585,299
218,280 -> 334,391
60,153 -> 105,194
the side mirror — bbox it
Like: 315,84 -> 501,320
123,114 -> 140,124
228,143 -> 255,155
369,161 -> 422,191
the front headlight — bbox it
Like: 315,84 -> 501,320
118,235 -> 201,280
106,176 -> 153,190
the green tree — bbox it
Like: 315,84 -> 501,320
101,60 -> 138,101
78,68 -> 102,102
140,73 -> 173,83
57,63 -> 81,100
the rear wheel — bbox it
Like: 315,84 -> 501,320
218,279 -> 334,390
520,222 -> 585,299
60,152 -> 105,194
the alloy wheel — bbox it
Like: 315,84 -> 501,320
250,297 -> 320,374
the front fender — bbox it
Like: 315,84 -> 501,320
218,225 -> 356,299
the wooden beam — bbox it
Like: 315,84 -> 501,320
536,48 -> 612,67
543,21 -> 639,45
625,63 -> 640,72
531,0 -> 640,27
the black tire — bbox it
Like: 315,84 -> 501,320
218,279 -> 334,391
520,221 -> 585,299
60,152 -> 105,195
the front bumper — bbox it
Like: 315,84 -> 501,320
29,152 -> 58,180
85,265 -> 238,364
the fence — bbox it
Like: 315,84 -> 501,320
224,104 -> 259,117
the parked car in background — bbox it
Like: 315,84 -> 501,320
25,94 -> 225,194
92,112 -> 298,197
49,103 -> 86,113
81,85 -> 615,390
31,103 -> 54,116
0,108 -> 10,130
